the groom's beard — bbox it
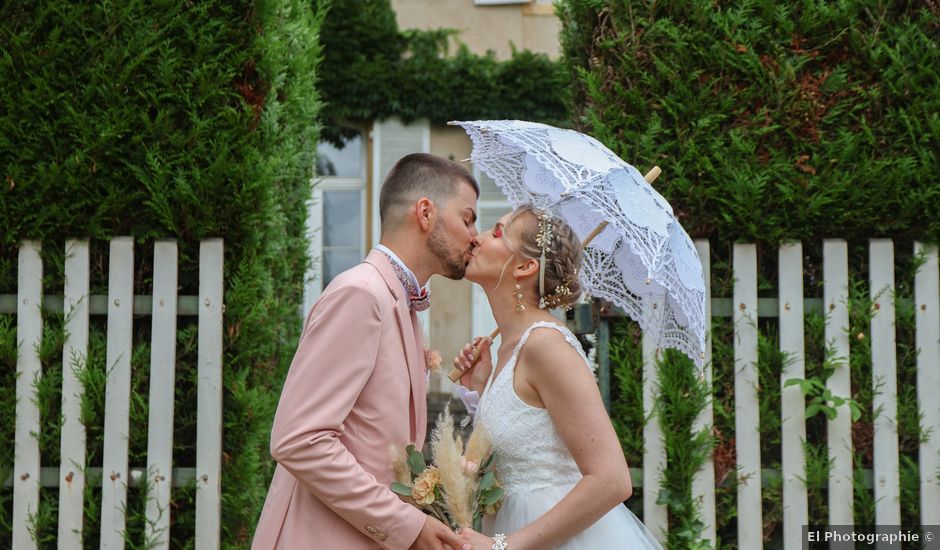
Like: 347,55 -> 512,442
428,221 -> 469,280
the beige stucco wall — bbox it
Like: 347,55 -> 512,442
389,0 -> 562,393
390,0 -> 561,60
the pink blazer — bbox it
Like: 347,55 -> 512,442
252,250 -> 429,550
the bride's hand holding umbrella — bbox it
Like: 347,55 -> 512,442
452,336 -> 494,393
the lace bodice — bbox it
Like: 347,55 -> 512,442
476,321 -> 593,493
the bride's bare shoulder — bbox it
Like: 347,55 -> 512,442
520,325 -> 585,372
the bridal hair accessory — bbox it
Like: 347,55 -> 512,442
534,211 -> 555,303
492,533 -> 508,550
534,210 -> 577,311
539,274 -> 578,311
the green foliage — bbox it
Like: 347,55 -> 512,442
0,0 -> 323,546
784,375 -> 862,422
0,316 -> 16,530
607,318 -> 714,544
609,320 -> 645,462
315,0 -> 569,144
606,256 -> 930,548
565,3 -> 937,545
657,350 -> 712,550
559,1 -> 940,246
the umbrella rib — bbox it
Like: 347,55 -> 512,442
580,166 -> 661,248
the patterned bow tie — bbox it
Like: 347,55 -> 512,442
380,251 -> 431,312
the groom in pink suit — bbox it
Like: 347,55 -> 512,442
252,153 -> 479,550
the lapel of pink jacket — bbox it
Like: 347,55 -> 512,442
363,250 -> 427,445
409,309 -> 427,445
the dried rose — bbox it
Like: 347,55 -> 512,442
412,466 -> 441,505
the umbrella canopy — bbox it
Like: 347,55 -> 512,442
450,120 -> 706,368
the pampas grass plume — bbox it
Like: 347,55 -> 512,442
430,405 -> 475,528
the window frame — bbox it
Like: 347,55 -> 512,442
304,130 -> 369,316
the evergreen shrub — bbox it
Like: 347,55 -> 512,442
0,0 -> 322,546
559,1 -> 939,246
560,2 -> 938,547
316,0 -> 570,144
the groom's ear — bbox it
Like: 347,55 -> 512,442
414,197 -> 434,232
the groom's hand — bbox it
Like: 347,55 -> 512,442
409,516 -> 464,550
453,336 -> 493,393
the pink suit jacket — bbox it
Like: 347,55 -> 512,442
252,250 -> 429,549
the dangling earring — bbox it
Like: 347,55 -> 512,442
514,279 -> 525,311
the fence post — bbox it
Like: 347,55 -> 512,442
58,240 -> 90,548
914,242 -> 940,524
196,239 -> 224,550
101,237 -> 134,550
642,295 -> 667,544
869,239 -> 901,530
596,316 -> 610,413
733,243 -> 762,550
145,241 -> 179,549
779,242 -> 807,549
823,239 -> 853,526
14,242 -> 42,550
691,239 -> 715,544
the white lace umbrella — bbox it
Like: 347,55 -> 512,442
449,119 -> 706,370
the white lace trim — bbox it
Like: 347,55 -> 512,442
452,120 -> 707,369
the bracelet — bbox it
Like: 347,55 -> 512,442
492,533 -> 508,550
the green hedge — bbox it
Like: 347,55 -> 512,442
559,0 -> 939,246
560,2 -> 938,548
316,0 -> 569,144
0,0 -> 322,547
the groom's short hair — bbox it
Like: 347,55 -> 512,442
379,153 -> 479,230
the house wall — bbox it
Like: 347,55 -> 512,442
390,0 -> 560,60
427,128 -> 475,394
391,0 -> 563,393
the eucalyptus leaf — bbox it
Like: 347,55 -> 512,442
482,486 -> 504,505
391,482 -> 413,497
479,470 -> 495,491
408,449 -> 427,476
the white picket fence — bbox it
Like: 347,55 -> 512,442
5,237 -> 939,549
631,239 -> 940,548
4,238 -> 224,550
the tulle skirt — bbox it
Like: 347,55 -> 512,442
483,483 -> 663,550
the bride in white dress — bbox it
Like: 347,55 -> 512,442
453,206 -> 662,550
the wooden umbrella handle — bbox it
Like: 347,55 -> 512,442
445,166 -> 661,384
446,327 -> 501,383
